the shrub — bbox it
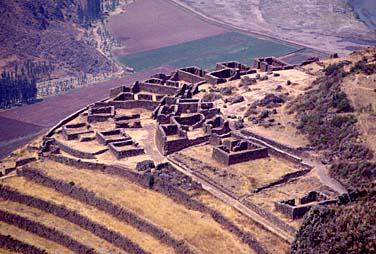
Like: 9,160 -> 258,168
148,175 -> 155,188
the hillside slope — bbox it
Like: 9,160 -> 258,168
291,48 -> 376,253
0,0 -> 114,81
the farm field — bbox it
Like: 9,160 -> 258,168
107,0 -> 227,55
118,32 -> 301,71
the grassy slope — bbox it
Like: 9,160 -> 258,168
291,49 -> 376,254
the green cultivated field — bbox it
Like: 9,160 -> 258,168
118,32 -> 301,71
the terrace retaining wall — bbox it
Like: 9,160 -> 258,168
53,139 -> 97,159
0,234 -> 46,254
43,156 -> 267,254
18,167 -> 195,254
0,210 -> 95,254
0,186 -> 148,254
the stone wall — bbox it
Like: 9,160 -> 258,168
108,141 -> 145,159
43,155 -> 267,254
0,185 -> 147,254
0,234 -> 46,254
100,100 -> 161,111
155,123 -> 211,156
62,123 -> 92,140
171,67 -> 206,84
235,131 -> 306,165
0,210 -> 95,254
137,93 -> 153,101
96,129 -> 131,145
138,82 -> 177,96
253,57 -> 294,72
216,61 -> 257,75
53,138 -> 97,159
274,192 -> 337,220
15,157 -> 37,167
205,68 -> 240,85
18,167 -> 195,254
212,145 -> 268,165
87,105 -> 115,123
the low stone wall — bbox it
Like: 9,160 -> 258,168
109,100 -> 161,111
44,106 -> 89,138
0,210 -> 95,254
174,69 -> 206,84
0,185 -> 148,254
235,131 -> 305,165
15,157 -> 37,167
96,129 -> 130,145
212,146 -> 268,165
205,68 -> 240,85
253,169 -> 311,193
108,142 -> 145,159
239,130 -> 301,156
139,83 -> 177,96
18,167 -> 195,254
274,197 -> 337,220
45,155 -> 267,254
241,198 -> 297,235
53,139 -> 96,159
0,234 -> 46,254
137,93 -> 153,101
163,135 -> 210,156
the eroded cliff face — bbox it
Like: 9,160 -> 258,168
0,0 -> 114,80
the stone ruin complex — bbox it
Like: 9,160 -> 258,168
153,97 -> 231,155
34,56 -> 338,228
274,191 -> 337,219
253,57 -> 294,72
212,139 -> 268,165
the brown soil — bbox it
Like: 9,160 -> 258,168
107,0 -> 227,55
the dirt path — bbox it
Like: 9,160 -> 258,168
168,156 -> 295,244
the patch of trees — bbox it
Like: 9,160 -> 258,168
350,57 -> 376,75
78,0 -> 120,25
294,64 -> 372,161
291,62 -> 376,253
0,70 -> 37,109
293,62 -> 376,190
290,191 -> 376,254
331,162 -> 376,189
0,61 -> 55,108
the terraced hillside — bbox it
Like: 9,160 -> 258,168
4,50 -> 375,253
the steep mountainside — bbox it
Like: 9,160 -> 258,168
290,48 -> 376,253
0,0 -> 114,81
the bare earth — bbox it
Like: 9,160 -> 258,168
173,0 -> 376,55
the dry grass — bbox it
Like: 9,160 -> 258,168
194,192 -> 290,254
1,176 -> 174,254
0,199 -> 125,254
342,73 -> 376,158
32,160 -> 254,254
0,248 -> 22,254
181,144 -> 300,194
197,69 -> 314,148
247,172 -> 332,229
0,222 -> 73,254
